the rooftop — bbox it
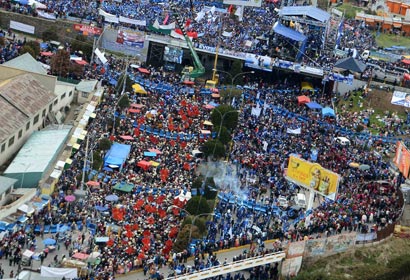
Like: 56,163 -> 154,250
76,80 -> 98,93
3,53 -> 48,75
0,176 -> 18,192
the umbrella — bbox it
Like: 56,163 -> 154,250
95,205 -> 109,212
349,162 -> 359,168
359,164 -> 371,171
105,194 -> 119,202
87,181 -> 100,187
64,195 -> 76,202
132,83 -> 147,94
102,166 -> 113,172
43,238 -> 56,246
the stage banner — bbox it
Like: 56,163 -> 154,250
393,141 -> 410,178
286,155 -> 340,198
116,29 -> 144,48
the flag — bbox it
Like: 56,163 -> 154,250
228,5 -> 233,13
153,19 -> 175,30
185,19 -> 191,28
195,11 -> 205,21
170,30 -> 198,40
222,31 -> 233,37
163,14 -> 169,25
210,6 -> 216,14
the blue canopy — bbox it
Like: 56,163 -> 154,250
104,142 -> 131,169
280,6 -> 330,22
306,102 -> 322,109
43,238 -> 56,246
95,205 -> 109,212
273,22 -> 306,42
144,151 -> 157,157
105,194 -> 119,202
322,107 -> 335,117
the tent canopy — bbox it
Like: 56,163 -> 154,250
322,107 -> 335,117
113,182 -> 134,193
137,67 -> 150,74
334,57 -> 367,73
306,102 -> 322,109
132,83 -> 147,94
104,143 -> 131,168
297,95 -> 311,104
301,82 -> 314,91
279,6 -> 330,22
273,22 -> 306,42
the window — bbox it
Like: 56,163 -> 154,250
18,130 -> 22,139
54,99 -> 58,106
81,92 -> 89,98
42,109 -> 46,117
69,90 -> 73,97
26,122 -> 30,131
1,143 -> 5,153
49,104 -> 53,112
8,136 -> 14,147
61,93 -> 66,100
33,114 -> 39,124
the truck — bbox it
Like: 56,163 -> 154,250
171,4 -> 205,82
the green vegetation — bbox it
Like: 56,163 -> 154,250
375,33 -> 410,48
98,138 -> 112,151
335,3 -> 365,19
203,139 -> 226,159
210,105 -> 239,131
115,74 -> 134,94
92,151 -> 103,170
117,94 -> 130,110
184,196 -> 211,216
20,45 -> 36,58
42,28 -> 59,42
70,35 -> 93,60
191,176 -> 218,200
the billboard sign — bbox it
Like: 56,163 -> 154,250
73,24 -> 102,36
393,141 -> 410,178
223,0 -> 262,7
116,29 -> 144,48
286,155 -> 340,198
391,91 -> 410,108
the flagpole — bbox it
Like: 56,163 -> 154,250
212,15 -> 224,81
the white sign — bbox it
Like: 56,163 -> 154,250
9,20 -> 35,34
391,90 -> 410,108
223,0 -> 262,7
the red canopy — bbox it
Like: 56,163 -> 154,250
72,252 -> 90,260
402,59 -> 410,65
120,135 -> 134,140
86,181 -> 100,186
129,108 -> 141,113
297,95 -> 311,104
130,103 -> 144,109
40,51 -> 53,56
148,148 -> 162,155
75,60 -> 88,65
137,160 -> 151,170
183,80 -> 195,85
137,67 -> 150,74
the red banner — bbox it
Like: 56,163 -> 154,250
73,24 -> 102,35
394,142 -> 410,178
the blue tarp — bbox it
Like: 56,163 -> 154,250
306,102 -> 322,109
280,6 -> 330,23
322,107 -> 335,117
104,142 -> 131,168
143,151 -> 157,157
273,22 -> 306,42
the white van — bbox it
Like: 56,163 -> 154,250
293,193 -> 307,209
335,137 -> 350,146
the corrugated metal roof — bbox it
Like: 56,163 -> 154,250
4,127 -> 72,174
0,176 -> 17,191
0,97 -> 29,143
3,53 -> 48,75
280,6 -> 331,23
0,74 -> 55,117
76,80 -> 98,93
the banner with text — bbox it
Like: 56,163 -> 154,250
286,155 -> 340,198
73,24 -> 102,36
393,141 -> 410,178
10,20 -> 35,34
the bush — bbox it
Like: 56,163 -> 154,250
20,46 -> 35,58
211,105 -> 239,131
99,138 -> 112,151
25,41 -> 40,57
184,196 -> 211,216
214,126 -> 231,145
42,28 -> 59,42
203,139 -> 225,159
93,150 -> 103,170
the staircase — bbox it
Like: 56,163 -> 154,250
323,10 -> 343,54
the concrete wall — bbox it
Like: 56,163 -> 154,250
0,10 -> 78,41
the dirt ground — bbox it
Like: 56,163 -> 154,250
367,87 -> 408,116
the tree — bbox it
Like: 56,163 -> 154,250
230,60 -> 243,84
42,28 -> 59,42
93,151 -> 103,170
203,139 -> 225,159
192,176 -> 217,199
184,196 -> 211,216
20,46 -> 36,58
50,49 -> 71,77
25,41 -> 40,57
211,105 -> 239,131
99,138 -> 112,151
70,35 -> 93,60
213,126 -> 231,145
117,94 -> 130,110
116,74 -> 134,94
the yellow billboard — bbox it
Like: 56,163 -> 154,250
286,155 -> 340,196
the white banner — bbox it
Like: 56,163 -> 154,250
9,20 -> 35,34
286,128 -> 302,134
119,16 -> 146,26
153,19 -> 175,30
223,0 -> 262,7
41,266 -> 78,278
222,31 -> 233,37
37,11 -> 56,20
391,91 -> 410,108
94,48 -> 107,64
99,9 -> 119,23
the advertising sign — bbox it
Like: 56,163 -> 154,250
393,141 -> 410,178
286,155 -> 340,197
116,29 -> 144,48
73,24 -> 102,36
391,91 -> 410,108
223,0 -> 262,7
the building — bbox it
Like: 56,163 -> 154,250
76,79 -> 99,104
3,126 -> 72,188
0,176 -> 17,203
0,53 -> 76,166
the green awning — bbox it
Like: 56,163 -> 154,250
113,182 -> 134,193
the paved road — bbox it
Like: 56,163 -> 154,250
0,230 -> 277,280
